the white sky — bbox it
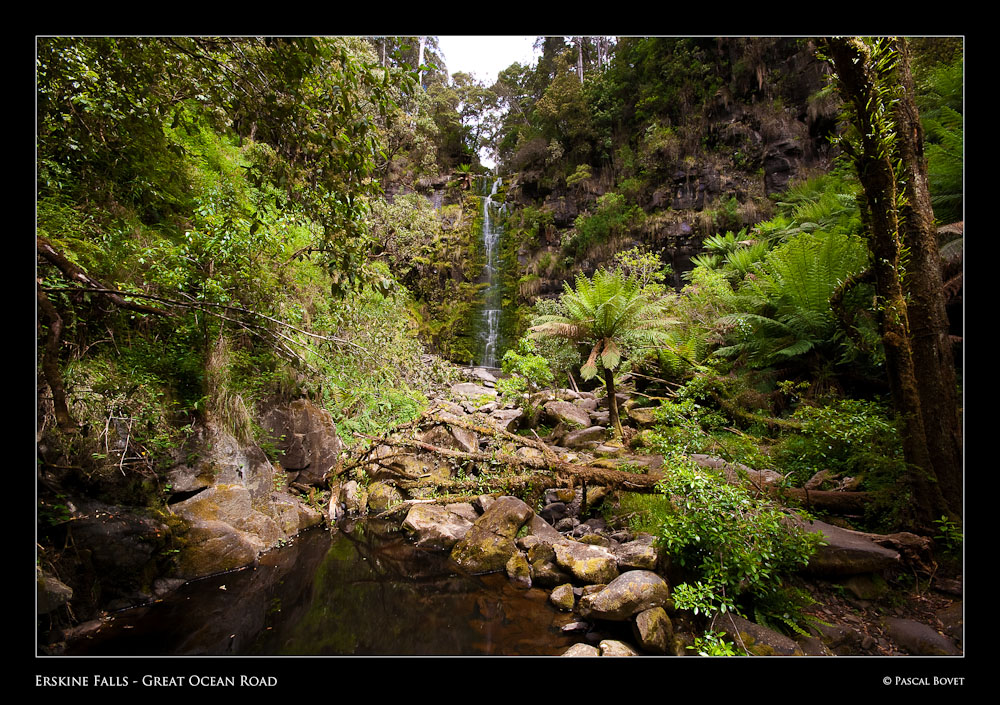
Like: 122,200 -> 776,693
434,36 -> 538,169
436,36 -> 538,85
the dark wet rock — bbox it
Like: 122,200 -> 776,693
715,612 -> 805,656
260,399 -> 343,487
540,501 -> 569,525
37,567 -> 73,614
937,601 -> 963,644
883,617 -> 962,656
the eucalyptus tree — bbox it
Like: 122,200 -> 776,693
530,268 -> 676,438
824,36 -> 962,528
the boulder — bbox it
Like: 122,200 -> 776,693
626,406 -> 660,426
450,496 -> 535,574
526,513 -> 564,542
553,540 -> 619,584
792,518 -> 902,576
577,570 -> 670,621
488,408 -> 523,433
445,502 -> 480,524
37,567 -> 73,614
599,640 -> 640,656
561,643 -> 601,657
632,606 -> 674,654
614,539 -> 661,571
450,382 -> 497,401
260,399 -> 343,487
171,518 -> 262,579
419,424 -> 478,455
883,617 -> 962,656
715,612 -> 805,656
169,484 -> 296,578
550,584 -> 576,611
543,401 -> 592,429
402,503 -> 474,550
367,482 -> 405,513
506,552 -> 532,589
341,480 -> 368,515
563,426 -> 607,449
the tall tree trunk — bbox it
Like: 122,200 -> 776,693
576,37 -> 584,84
825,37 -> 954,530
890,38 -> 963,517
418,36 -> 425,89
603,367 -> 624,439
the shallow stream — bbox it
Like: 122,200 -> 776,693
62,520 -> 587,657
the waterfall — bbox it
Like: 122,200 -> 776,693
477,178 -> 503,368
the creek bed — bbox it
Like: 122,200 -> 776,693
60,520 -> 587,657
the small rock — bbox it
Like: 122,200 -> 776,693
599,639 -> 640,656
506,552 -> 532,589
632,606 -> 674,654
550,584 -> 576,611
562,643 -> 601,657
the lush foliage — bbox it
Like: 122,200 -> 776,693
653,454 -> 825,618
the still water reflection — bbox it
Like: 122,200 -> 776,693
63,520 -> 585,656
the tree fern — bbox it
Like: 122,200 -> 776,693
531,267 -> 676,436
715,230 -> 869,369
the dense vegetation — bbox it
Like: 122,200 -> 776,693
37,36 -> 962,648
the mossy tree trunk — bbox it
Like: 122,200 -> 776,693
826,37 -> 960,530
891,39 -> 963,517
603,366 -> 624,439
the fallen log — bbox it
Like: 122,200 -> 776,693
774,486 -> 874,515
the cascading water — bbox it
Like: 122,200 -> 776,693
475,178 -> 504,368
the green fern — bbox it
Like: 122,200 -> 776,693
714,229 -> 868,369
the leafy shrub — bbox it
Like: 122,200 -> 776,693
653,454 -> 824,616
565,192 -> 645,257
772,397 -> 904,487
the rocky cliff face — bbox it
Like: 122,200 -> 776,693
500,39 -> 839,302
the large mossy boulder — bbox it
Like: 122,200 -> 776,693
403,503 -> 474,550
576,570 -> 670,621
260,398 -> 343,487
553,539 -> 619,584
450,496 -> 534,574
